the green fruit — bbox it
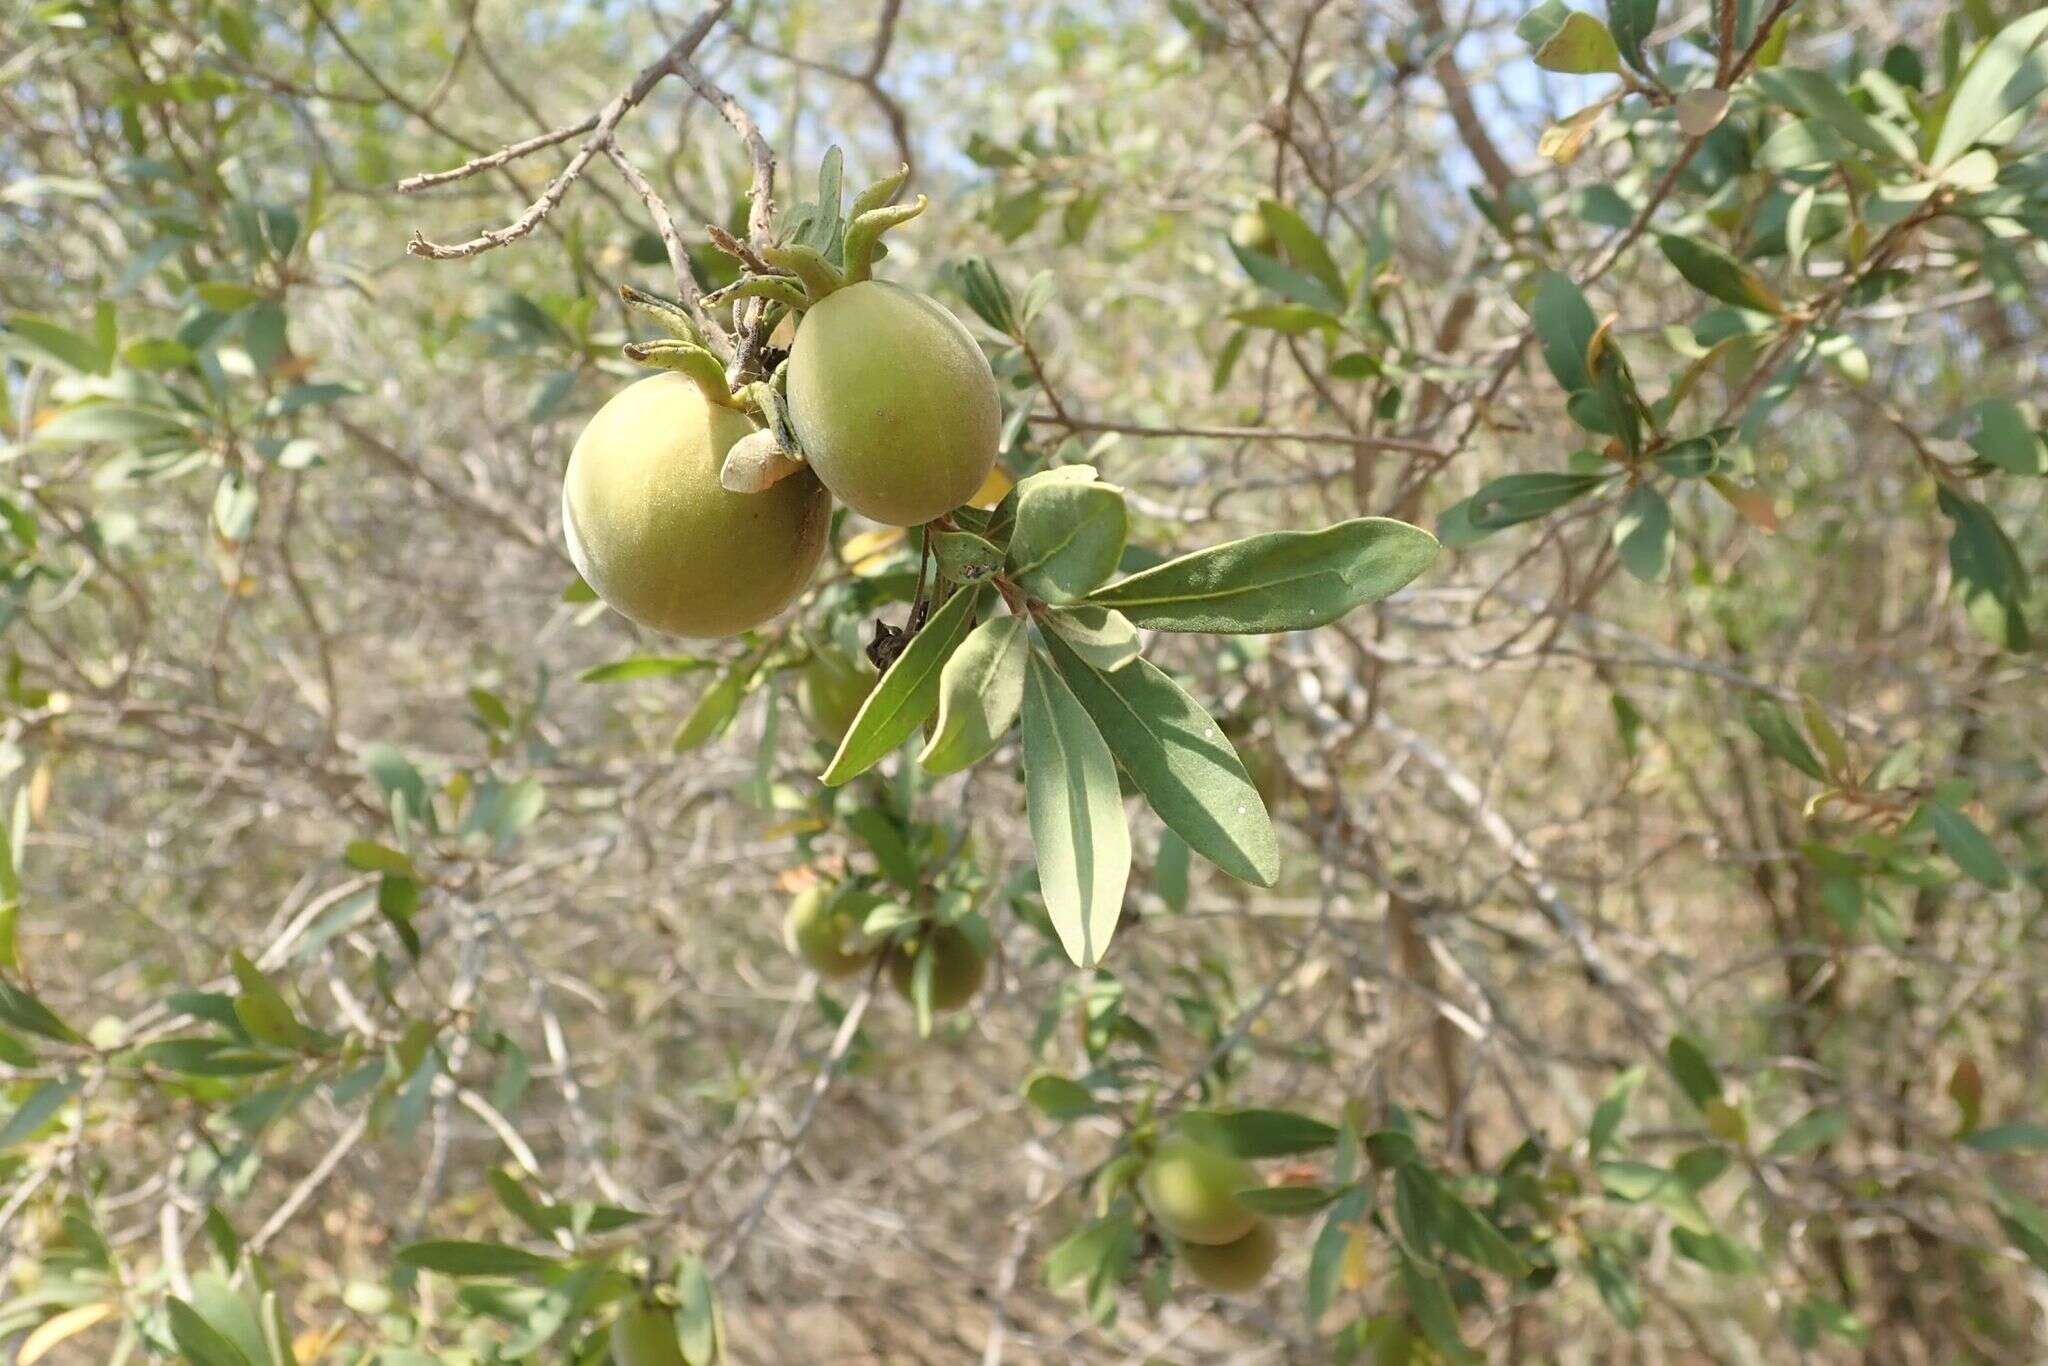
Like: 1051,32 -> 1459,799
889,925 -> 987,1011
1139,1138 -> 1257,1246
784,886 -> 873,980
1179,1218 -> 1279,1294
796,650 -> 874,743
786,280 -> 999,527
1230,208 -> 1274,254
611,1300 -> 685,1366
563,373 -> 830,638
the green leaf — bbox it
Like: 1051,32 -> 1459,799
1045,1207 -> 1136,1290
919,613 -> 1027,776
1767,1107 -> 1847,1156
1606,0 -> 1659,72
167,1297 -> 255,1366
1257,199 -> 1347,302
1020,649 -> 1131,967
1042,631 -> 1279,888
1518,1 -> 1623,74
1745,699 -> 1827,780
34,402 -> 190,444
1757,119 -> 1858,170
1530,270 -> 1599,394
1923,801 -> 2012,889
1308,1188 -> 1369,1321
393,1240 -> 559,1278
342,839 -> 415,877
823,583 -> 988,785
1179,1107 -> 1337,1156
1659,235 -> 1782,314
0,1074 -> 80,1150
1930,10 -> 2048,167
1938,486 -> 2031,651
931,528 -> 1004,583
1665,1034 -> 1723,1108
1229,240 -> 1342,313
1962,400 -> 2047,475
0,980 -> 82,1044
1023,1071 -> 1099,1120
1237,1183 -> 1347,1216
675,1254 -> 717,1366
1040,605 -> 1140,672
1755,67 -> 1919,163
230,951 -> 306,1049
1006,478 -> 1129,603
1589,1065 -> 1644,1156
1398,1251 -> 1478,1363
1596,1161 -> 1714,1233
5,308 -> 114,374
576,655 -> 714,683
1460,471 -> 1610,533
1964,1121 -> 2048,1151
196,280 -> 261,311
845,807 -> 919,888
1228,303 -> 1343,335
672,669 -> 748,751
1613,485 -> 1672,582
1088,517 -> 1436,632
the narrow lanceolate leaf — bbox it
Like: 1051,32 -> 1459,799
393,1240 -> 560,1277
1930,10 -> 2048,168
1923,801 -> 2012,890
1043,631 -> 1279,888
1021,650 -> 1131,967
919,612 -> 1028,775
1088,518 -> 1437,633
822,583 -> 988,785
1659,235 -> 1781,315
1005,479 -> 1128,603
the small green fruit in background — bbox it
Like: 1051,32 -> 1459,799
611,1298 -> 685,1366
784,886 -> 873,980
785,280 -> 999,527
796,649 -> 874,743
1229,207 -> 1274,253
563,373 -> 830,638
1179,1217 -> 1279,1293
1138,1137 -> 1257,1246
889,924 -> 988,1011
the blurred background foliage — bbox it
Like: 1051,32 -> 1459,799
1,0 -> 2045,1360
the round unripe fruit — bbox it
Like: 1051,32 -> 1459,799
784,886 -> 872,980
786,281 -> 999,527
889,925 -> 987,1011
795,651 -> 874,744
611,1300 -> 685,1366
1138,1138 -> 1257,1246
563,373 -> 830,638
1230,208 -> 1275,254
1179,1218 -> 1279,1294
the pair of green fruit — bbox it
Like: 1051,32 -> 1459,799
1139,1138 -> 1283,1293
783,885 -> 987,1010
562,280 -> 1000,639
